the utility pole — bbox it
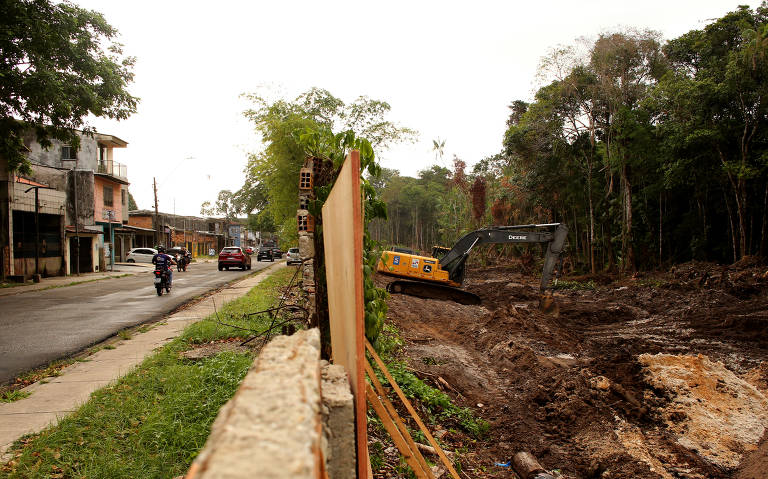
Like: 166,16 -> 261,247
153,177 -> 159,247
24,186 -> 46,281
74,168 -> 79,275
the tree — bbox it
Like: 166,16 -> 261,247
200,190 -> 238,220
0,0 -> 138,173
589,30 -> 667,271
128,191 -> 138,211
237,88 -> 415,246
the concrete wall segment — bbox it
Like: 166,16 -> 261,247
189,329 -> 324,479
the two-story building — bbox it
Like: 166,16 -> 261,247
0,130 -> 130,280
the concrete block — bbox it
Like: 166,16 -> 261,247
298,232 -> 314,259
321,361 -> 356,479
189,328 -> 323,479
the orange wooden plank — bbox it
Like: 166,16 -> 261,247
365,360 -> 435,478
365,339 -> 460,479
322,150 -> 368,478
366,383 -> 431,479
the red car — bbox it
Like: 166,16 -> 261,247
218,246 -> 252,271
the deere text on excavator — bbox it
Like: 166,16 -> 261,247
376,223 -> 568,306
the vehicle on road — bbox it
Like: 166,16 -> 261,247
271,247 -> 283,258
168,247 -> 190,272
286,247 -> 300,265
245,246 -> 254,254
126,247 -> 157,263
256,247 -> 274,262
218,246 -> 252,270
153,267 -> 171,295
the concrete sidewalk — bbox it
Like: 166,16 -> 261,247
0,262 -> 284,461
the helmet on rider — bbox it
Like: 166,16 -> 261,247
157,245 -> 166,253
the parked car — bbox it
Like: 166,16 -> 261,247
256,247 -> 274,262
126,247 -> 158,263
218,246 -> 252,271
286,247 -> 300,265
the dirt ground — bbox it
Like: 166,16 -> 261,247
376,257 -> 768,478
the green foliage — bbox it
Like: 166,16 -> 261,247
292,126 -> 390,344
205,88 -> 414,247
553,280 -> 596,291
0,0 -> 138,173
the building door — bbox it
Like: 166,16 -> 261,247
69,237 -> 92,273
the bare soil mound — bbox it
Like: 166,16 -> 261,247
377,259 -> 768,478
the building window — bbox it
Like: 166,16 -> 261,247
121,189 -> 126,206
104,185 -> 113,207
61,146 -> 77,160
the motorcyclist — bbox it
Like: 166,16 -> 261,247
152,245 -> 176,286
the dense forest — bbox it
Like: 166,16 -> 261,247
211,4 -> 768,274
371,4 -> 768,273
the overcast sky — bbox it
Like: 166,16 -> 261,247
74,0 -> 760,217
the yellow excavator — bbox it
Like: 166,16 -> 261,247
377,223 -> 568,306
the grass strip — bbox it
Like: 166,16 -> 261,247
1,267 -> 297,479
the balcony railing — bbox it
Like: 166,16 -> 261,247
97,160 -> 127,180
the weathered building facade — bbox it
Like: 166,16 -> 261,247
0,130 -> 130,280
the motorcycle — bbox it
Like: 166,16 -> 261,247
154,267 -> 171,296
176,253 -> 190,272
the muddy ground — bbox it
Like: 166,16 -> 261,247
375,257 -> 768,478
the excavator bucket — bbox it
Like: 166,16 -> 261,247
538,291 -> 559,316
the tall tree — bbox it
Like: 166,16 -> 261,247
236,88 -> 415,245
589,30 -> 667,270
0,0 -> 138,173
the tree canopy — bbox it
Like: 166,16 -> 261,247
203,88 -> 416,245
0,0 -> 138,173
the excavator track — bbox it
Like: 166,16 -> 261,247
386,280 -> 481,305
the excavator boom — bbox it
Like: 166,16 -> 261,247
377,223 -> 568,305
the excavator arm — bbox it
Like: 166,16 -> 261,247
440,223 -> 569,291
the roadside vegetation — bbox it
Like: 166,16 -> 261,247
0,267 -> 296,479
367,323 -> 489,475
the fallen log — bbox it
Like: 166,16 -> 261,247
512,451 -> 555,479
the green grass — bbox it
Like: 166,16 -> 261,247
552,279 -> 597,291
0,390 -> 31,403
117,330 -> 132,341
0,267 -> 297,479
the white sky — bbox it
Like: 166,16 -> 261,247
73,0 -> 760,217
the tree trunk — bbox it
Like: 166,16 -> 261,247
587,159 -> 596,274
621,163 -> 635,272
725,191 -> 738,264
659,191 -> 663,269
761,182 -> 767,257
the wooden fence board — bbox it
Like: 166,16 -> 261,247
322,150 -> 368,477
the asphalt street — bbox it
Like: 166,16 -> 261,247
0,259 -> 278,384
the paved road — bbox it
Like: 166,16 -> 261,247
0,260 -> 279,383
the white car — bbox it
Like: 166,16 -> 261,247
286,247 -> 300,265
126,247 -> 158,263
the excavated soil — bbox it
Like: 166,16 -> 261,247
377,258 -> 768,478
